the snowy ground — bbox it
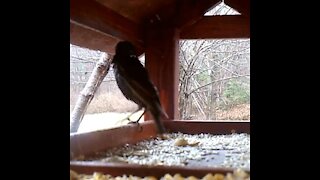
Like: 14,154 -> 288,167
75,104 -> 250,133
77,111 -> 145,133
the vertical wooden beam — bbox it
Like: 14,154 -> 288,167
144,23 -> 180,120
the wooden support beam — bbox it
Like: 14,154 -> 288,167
70,22 -> 119,54
70,0 -> 144,52
180,15 -> 250,39
70,22 -> 144,55
144,24 -> 180,120
224,0 -> 250,17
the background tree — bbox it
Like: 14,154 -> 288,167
178,39 -> 250,120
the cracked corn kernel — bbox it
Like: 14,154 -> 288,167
173,173 -> 184,180
163,174 -> 174,180
233,169 -> 249,178
174,138 -> 189,146
70,170 -> 78,180
211,174 -> 224,180
144,176 -> 157,180
93,172 -> 107,180
202,173 -> 214,180
186,176 -> 198,180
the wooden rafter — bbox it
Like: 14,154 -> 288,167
70,22 -> 145,55
180,15 -> 250,39
70,22 -> 119,54
70,0 -> 144,52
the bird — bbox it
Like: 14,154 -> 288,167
112,41 -> 168,135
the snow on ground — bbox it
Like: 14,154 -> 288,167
77,111 -> 145,133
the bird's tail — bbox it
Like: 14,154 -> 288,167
160,106 -> 169,120
150,103 -> 167,134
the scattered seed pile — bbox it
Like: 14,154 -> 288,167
82,133 -> 249,169
71,168 -> 250,180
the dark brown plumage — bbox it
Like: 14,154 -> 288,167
112,41 -> 167,134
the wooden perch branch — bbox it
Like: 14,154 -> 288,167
70,53 -> 111,133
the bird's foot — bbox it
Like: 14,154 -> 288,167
128,120 -> 143,132
116,117 -> 131,125
127,119 -> 140,124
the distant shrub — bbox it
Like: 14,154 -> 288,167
223,80 -> 250,106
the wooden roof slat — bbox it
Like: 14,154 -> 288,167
144,0 -> 221,29
70,0 -> 250,53
95,0 -> 174,24
180,15 -> 250,39
175,0 -> 221,29
224,0 -> 250,17
70,0 -> 144,52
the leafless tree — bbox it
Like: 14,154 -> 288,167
179,39 -> 250,120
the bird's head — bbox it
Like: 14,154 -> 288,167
115,41 -> 136,56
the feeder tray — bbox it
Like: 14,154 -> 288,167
70,120 -> 250,178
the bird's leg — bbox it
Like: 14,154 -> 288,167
116,107 -> 142,125
123,107 -> 142,121
128,109 -> 146,124
128,109 -> 147,132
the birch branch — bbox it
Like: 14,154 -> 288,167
70,53 -> 111,133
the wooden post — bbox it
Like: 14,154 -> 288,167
144,23 -> 180,120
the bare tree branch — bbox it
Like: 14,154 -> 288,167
187,74 -> 250,96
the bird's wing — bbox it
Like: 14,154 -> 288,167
117,56 -> 160,106
114,64 -> 136,102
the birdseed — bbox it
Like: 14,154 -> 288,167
80,133 -> 250,170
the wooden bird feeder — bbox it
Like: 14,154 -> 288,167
70,0 -> 250,178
